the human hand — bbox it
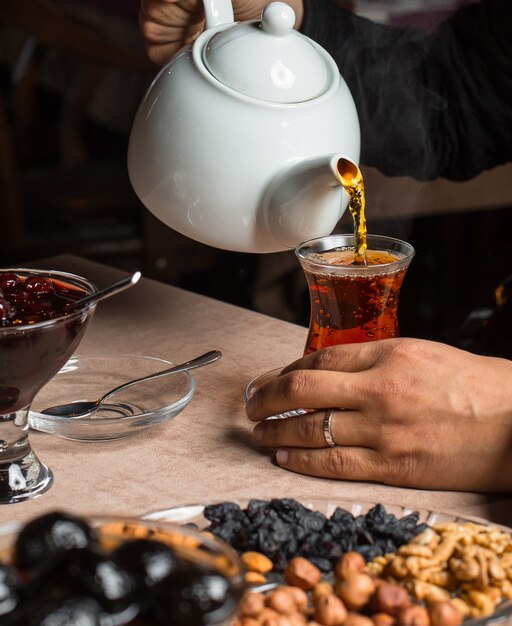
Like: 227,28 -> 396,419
139,0 -> 304,65
245,338 -> 512,492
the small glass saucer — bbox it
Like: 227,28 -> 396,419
29,355 -> 195,441
245,367 -> 307,420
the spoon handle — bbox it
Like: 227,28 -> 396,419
99,350 -> 222,404
72,272 -> 142,310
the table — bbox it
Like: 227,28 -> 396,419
1,255 -> 510,526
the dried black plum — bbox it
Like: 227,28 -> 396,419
246,499 -> 270,521
147,563 -> 241,626
204,502 -> 245,525
331,507 -> 356,530
15,596 -> 102,626
0,564 -> 21,617
112,539 -> 180,591
31,547 -> 134,615
307,556 -> 332,572
14,511 -> 98,572
302,511 -> 327,532
357,544 -> 385,561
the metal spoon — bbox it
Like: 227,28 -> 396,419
70,271 -> 142,311
41,350 -> 222,418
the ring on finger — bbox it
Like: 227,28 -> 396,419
323,409 -> 338,447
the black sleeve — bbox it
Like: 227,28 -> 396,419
301,0 -> 512,181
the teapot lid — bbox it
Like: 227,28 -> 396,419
203,2 -> 330,103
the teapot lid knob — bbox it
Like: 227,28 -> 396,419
261,2 -> 295,37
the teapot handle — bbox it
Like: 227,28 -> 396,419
203,0 -> 234,29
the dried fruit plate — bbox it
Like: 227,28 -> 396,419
142,496 -> 512,626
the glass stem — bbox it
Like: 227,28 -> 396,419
0,407 -> 31,462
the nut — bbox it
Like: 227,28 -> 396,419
370,582 -> 410,615
242,551 -> 274,574
396,605 -> 430,626
412,528 -> 441,550
313,593 -> 348,626
239,591 -> 266,617
371,613 -> 396,626
335,552 -> 366,579
386,556 -> 409,579
285,613 -> 307,626
408,581 -> 450,603
398,545 -> 434,558
344,613 -> 375,626
467,590 -> 496,617
245,571 -> 268,585
423,571 -> 456,590
432,534 -> 458,563
427,601 -> 463,626
488,556 -> 506,581
449,555 -> 480,582
335,573 -> 376,610
285,586 -> 309,612
258,607 -> 281,625
449,598 -> 471,619
366,560 -> 385,576
266,588 -> 298,614
239,618 -> 261,626
264,615 -> 299,626
477,586 -> 502,603
313,581 -> 335,602
284,557 -> 322,591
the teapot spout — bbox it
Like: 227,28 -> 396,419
263,153 -> 358,249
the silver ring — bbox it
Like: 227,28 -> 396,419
323,409 -> 337,447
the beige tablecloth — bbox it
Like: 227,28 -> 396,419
1,255 -> 510,526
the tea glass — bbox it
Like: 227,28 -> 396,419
0,269 -> 97,504
296,234 -> 415,354
245,234 -> 414,415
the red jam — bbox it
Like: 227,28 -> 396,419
0,272 -> 87,327
0,272 -> 93,413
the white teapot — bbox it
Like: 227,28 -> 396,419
128,1 -> 360,253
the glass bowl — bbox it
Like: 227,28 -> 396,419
143,496 -> 512,626
29,354 -> 195,441
0,513 -> 246,625
0,268 -> 97,503
245,367 -> 308,419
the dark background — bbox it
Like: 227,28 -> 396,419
1,0 -> 510,357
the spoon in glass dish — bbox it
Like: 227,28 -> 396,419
69,271 -> 142,311
41,350 -> 222,418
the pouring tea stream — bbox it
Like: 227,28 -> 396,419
128,1 -> 361,253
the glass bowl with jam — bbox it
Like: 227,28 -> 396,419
0,269 -> 97,504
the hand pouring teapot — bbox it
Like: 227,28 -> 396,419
128,1 -> 360,253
